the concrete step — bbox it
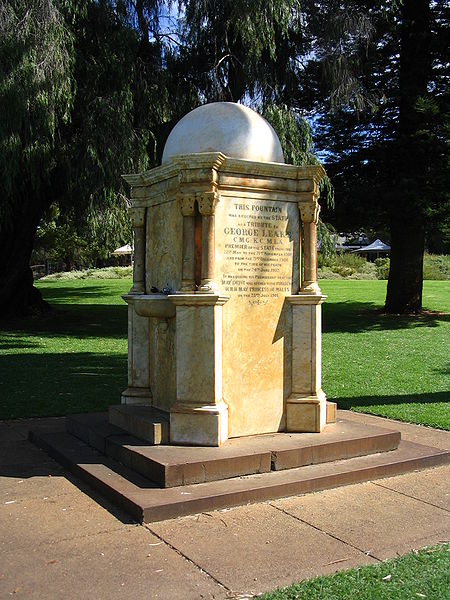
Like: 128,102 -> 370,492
66,414 -> 401,488
31,429 -> 450,524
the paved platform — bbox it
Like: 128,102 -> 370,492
1,410 -> 449,599
32,413 -> 447,522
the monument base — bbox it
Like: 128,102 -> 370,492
326,401 -> 337,424
31,412 -> 450,523
170,401 -> 229,447
286,392 -> 327,433
120,386 -> 152,405
109,405 -> 169,445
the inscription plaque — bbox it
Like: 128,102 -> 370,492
215,197 -> 299,437
218,200 -> 295,304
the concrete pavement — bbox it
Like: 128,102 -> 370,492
1,411 -> 449,599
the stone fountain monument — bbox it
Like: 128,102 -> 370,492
33,102 -> 444,524
116,102 -> 336,446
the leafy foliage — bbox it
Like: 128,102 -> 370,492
180,0 -> 296,103
263,104 -> 334,207
0,0 -> 199,313
0,0 -> 74,230
2,0 -> 448,315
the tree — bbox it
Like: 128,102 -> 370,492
3,0 -> 447,316
316,1 -> 449,313
178,0 -> 351,202
0,0 -> 74,314
0,0 -> 327,317
0,0 -> 198,315
385,0 -> 448,313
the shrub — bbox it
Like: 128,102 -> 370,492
335,253 -> 368,271
423,254 -> 450,280
319,253 -> 450,281
375,257 -> 390,280
368,255 -> 449,281
318,254 -> 377,280
317,267 -> 343,279
332,265 -> 354,277
40,266 -> 133,281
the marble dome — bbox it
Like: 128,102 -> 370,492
162,102 -> 285,164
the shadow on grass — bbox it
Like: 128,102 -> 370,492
323,301 -> 450,334
0,303 -> 128,339
337,390 -> 449,409
38,283 -> 127,304
0,352 -> 127,420
0,340 -> 42,350
433,366 -> 450,376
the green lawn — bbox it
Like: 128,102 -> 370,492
261,544 -> 450,600
0,278 -> 448,427
321,280 -> 450,429
0,279 -> 130,419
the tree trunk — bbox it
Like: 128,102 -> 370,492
385,218 -> 425,313
0,199 -> 50,317
384,0 -> 431,314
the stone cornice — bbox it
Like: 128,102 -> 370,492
221,156 -> 326,186
168,293 -> 230,306
170,152 -> 320,179
286,294 -> 327,305
122,153 -> 227,188
123,153 -> 327,198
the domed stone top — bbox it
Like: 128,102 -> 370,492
162,102 -> 285,164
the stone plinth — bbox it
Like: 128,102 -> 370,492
32,414 -> 450,523
286,293 -> 327,433
168,294 -> 229,446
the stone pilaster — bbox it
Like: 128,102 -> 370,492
286,294 -> 328,432
298,189 -> 321,295
197,191 -> 219,294
120,297 -> 152,405
129,207 -> 146,295
178,195 -> 196,292
286,182 -> 331,432
168,293 -> 229,446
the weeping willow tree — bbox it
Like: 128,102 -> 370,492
180,0 -> 296,103
0,0 -> 195,315
263,104 -> 334,206
0,0 -> 74,314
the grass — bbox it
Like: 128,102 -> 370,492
321,280 -> 450,429
0,278 -> 448,428
261,544 -> 450,600
0,279 -> 130,419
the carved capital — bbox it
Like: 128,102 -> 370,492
197,191 -> 219,216
129,207 -> 146,228
299,200 -> 320,224
198,279 -> 220,294
298,180 -> 320,197
298,200 -> 320,225
177,194 -> 196,216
